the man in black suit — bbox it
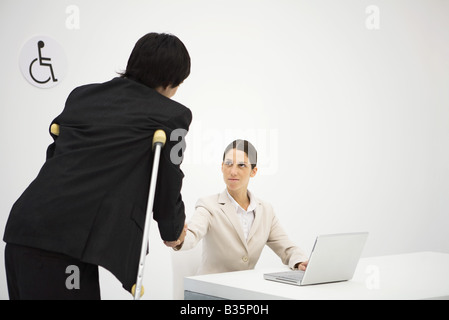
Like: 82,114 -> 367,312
3,33 -> 192,299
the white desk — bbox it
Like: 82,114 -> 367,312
184,252 -> 449,300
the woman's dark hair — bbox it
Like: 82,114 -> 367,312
119,32 -> 191,89
223,140 -> 257,170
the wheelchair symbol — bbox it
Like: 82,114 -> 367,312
19,35 -> 67,88
29,41 -> 58,84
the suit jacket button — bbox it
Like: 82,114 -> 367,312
242,256 -> 249,262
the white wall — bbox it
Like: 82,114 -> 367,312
1,0 -> 448,300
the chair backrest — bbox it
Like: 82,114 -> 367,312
170,241 -> 202,300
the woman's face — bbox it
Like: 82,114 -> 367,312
222,148 -> 257,193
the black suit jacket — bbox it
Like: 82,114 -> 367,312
3,77 -> 192,292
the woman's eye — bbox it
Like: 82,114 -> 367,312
238,163 -> 246,168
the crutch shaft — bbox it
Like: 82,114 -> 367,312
133,129 -> 167,300
134,143 -> 162,300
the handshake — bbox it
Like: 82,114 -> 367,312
163,224 -> 188,248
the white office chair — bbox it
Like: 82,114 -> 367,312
170,241 -> 202,300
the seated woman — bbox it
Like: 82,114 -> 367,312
172,139 -> 308,274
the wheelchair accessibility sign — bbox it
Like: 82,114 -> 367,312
19,36 -> 67,89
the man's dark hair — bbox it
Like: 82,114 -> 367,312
223,140 -> 258,170
119,32 -> 191,89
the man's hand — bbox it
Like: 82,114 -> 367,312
163,224 -> 188,248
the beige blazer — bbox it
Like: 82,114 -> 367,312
178,190 -> 308,275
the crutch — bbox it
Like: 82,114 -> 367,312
132,129 -> 167,300
50,124 -> 166,299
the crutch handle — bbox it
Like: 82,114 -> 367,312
50,123 -> 60,136
152,129 -> 166,150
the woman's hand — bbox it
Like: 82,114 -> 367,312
295,260 -> 308,271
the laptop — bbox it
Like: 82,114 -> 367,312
264,232 -> 368,286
